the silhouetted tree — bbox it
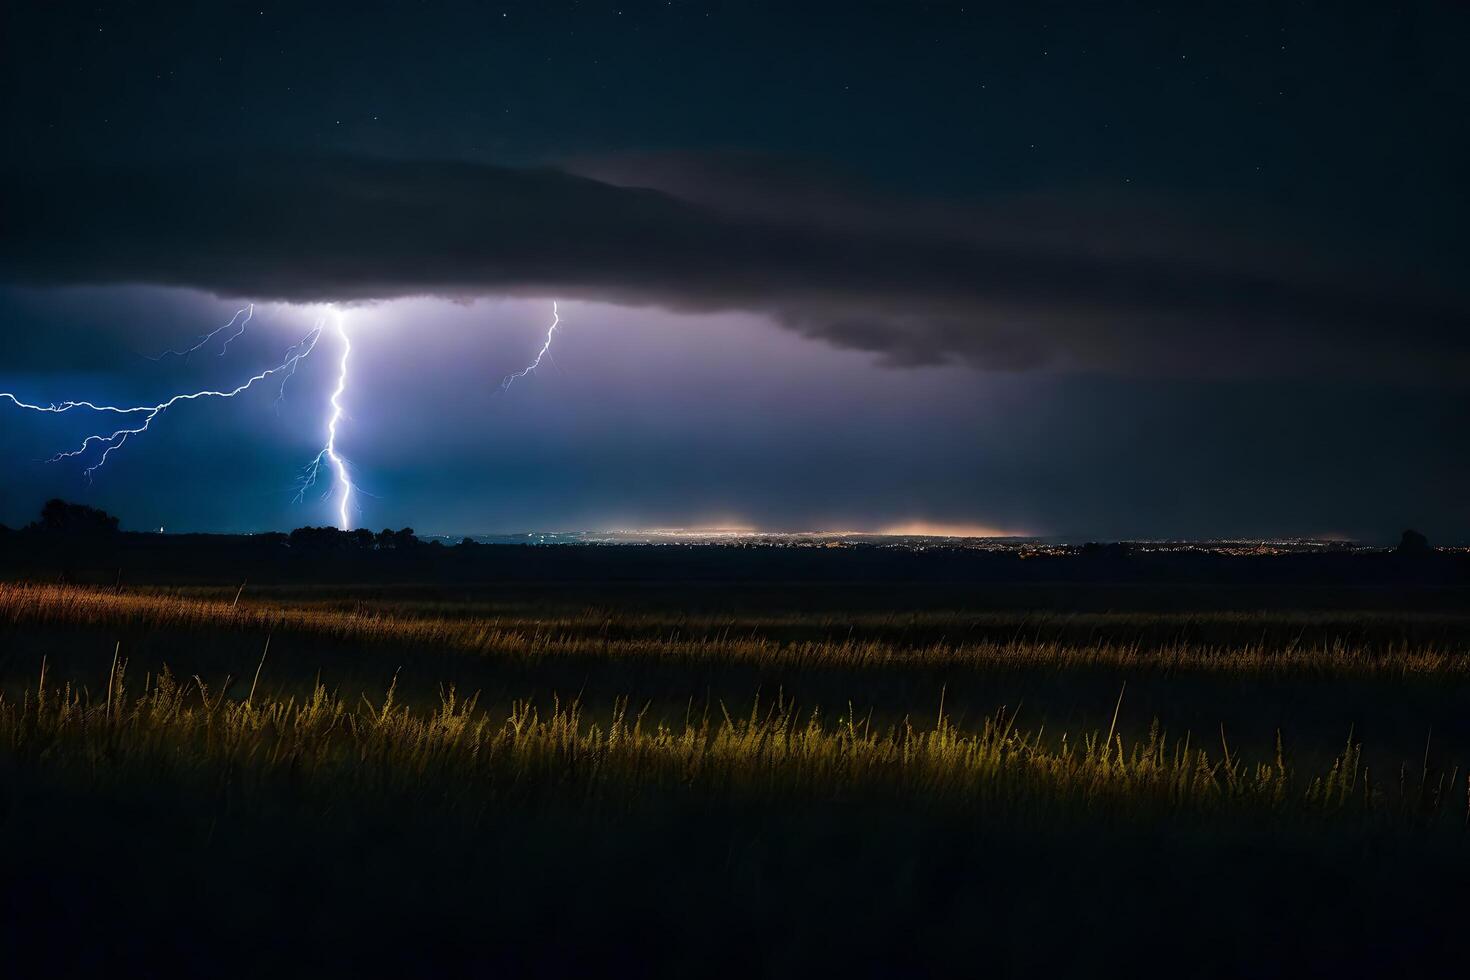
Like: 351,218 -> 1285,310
375,527 -> 418,550
1396,529 -> 1431,555
289,526 -> 351,550
32,499 -> 119,535
289,526 -> 413,552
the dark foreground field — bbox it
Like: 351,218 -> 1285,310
2,540 -> 1468,977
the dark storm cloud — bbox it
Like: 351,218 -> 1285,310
2,154 -> 1465,379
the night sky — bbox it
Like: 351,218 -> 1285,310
1,2 -> 1466,540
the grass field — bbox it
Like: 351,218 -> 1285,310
3,576 -> 1468,975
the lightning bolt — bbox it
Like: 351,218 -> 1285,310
4,299 -> 557,530
146,304 -> 255,360
295,308 -> 356,529
501,301 -> 560,390
2,324 -> 325,481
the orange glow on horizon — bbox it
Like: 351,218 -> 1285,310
879,520 -> 1027,538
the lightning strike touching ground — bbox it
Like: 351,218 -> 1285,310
501,301 -> 560,390
146,304 -> 255,360
5,299 -> 549,530
295,308 -> 357,529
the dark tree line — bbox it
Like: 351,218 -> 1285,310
286,526 -> 423,551
4,499 -> 122,535
0,501 -> 424,552
0,502 -> 1444,567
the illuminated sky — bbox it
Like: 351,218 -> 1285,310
0,3 -> 1466,540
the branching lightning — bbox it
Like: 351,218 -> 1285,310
3,299 -> 559,532
2,324 -> 324,481
146,304 -> 255,360
501,301 -> 560,390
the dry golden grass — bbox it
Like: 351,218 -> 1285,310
5,582 -> 1468,975
3,582 -> 1467,677
6,580 -> 1467,829
9,658 -> 1464,827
